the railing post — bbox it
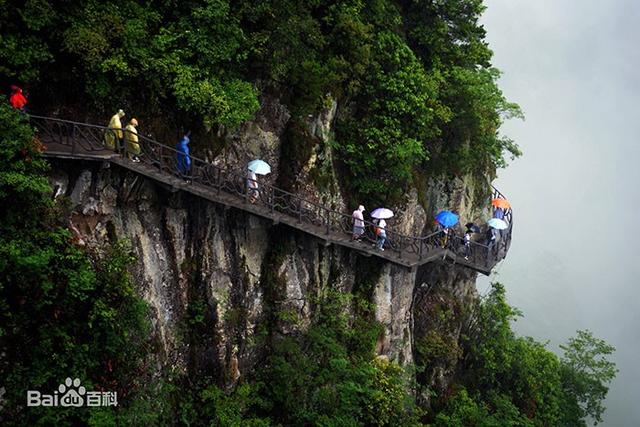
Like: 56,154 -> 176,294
325,209 -> 330,235
419,240 -> 423,260
123,128 -> 128,159
71,125 -> 76,155
270,187 -> 275,214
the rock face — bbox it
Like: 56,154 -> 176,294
49,161 -> 406,382
47,95 -> 492,391
424,173 -> 492,226
412,263 -> 479,408
373,264 -> 417,364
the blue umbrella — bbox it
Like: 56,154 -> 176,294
370,208 -> 394,219
248,159 -> 271,175
436,210 -> 459,227
487,218 -> 508,230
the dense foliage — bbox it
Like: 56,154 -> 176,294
157,278 -> 616,426
1,0 -> 520,204
170,289 -> 423,426
429,283 -> 617,426
0,105 -> 155,425
249,291 -> 421,426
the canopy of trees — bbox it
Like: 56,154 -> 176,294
431,283 -> 618,426
1,0 -> 521,203
0,105 -> 153,425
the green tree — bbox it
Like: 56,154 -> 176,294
1,0 -> 521,192
460,284 -> 563,425
250,291 -> 422,426
558,330 -> 618,426
336,31 -> 446,204
0,104 -> 154,426
0,0 -> 57,82
402,0 -> 523,176
436,283 -> 617,426
432,388 -> 534,427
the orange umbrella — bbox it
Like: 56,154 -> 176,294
492,198 -> 511,209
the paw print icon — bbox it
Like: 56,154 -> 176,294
59,377 -> 86,407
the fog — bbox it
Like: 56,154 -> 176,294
480,1 -> 640,424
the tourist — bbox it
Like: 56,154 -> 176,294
176,131 -> 191,180
375,218 -> 387,251
247,170 -> 259,203
9,85 -> 27,112
352,205 -> 365,241
464,230 -> 472,260
125,118 -> 140,162
105,109 -> 125,150
440,227 -> 450,248
486,227 -> 497,249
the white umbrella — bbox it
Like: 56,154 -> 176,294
370,208 -> 394,219
487,218 -> 508,230
248,159 -> 271,175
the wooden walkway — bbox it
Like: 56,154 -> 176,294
35,115 -> 512,274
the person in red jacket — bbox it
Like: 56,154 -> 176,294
9,85 -> 27,111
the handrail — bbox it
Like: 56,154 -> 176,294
31,114 -> 513,270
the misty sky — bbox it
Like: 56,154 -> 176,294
480,1 -> 640,425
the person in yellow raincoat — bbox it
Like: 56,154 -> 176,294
104,109 -> 125,150
125,118 -> 140,162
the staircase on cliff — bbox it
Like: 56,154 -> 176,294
31,115 -> 512,275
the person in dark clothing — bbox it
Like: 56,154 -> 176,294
374,218 -> 387,251
486,227 -> 497,249
464,230 -> 472,260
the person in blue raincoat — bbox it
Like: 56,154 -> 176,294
176,131 -> 191,179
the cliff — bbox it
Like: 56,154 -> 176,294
46,96 -> 494,398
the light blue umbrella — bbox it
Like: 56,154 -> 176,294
248,159 -> 271,175
436,210 -> 459,227
487,218 -> 508,230
370,208 -> 394,219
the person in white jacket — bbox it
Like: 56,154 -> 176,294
352,205 -> 365,241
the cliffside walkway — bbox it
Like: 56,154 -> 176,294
31,115 -> 512,274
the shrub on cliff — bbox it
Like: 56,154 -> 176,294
428,283 -> 617,426
0,104 -> 154,425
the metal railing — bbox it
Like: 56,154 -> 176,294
31,114 -> 513,270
